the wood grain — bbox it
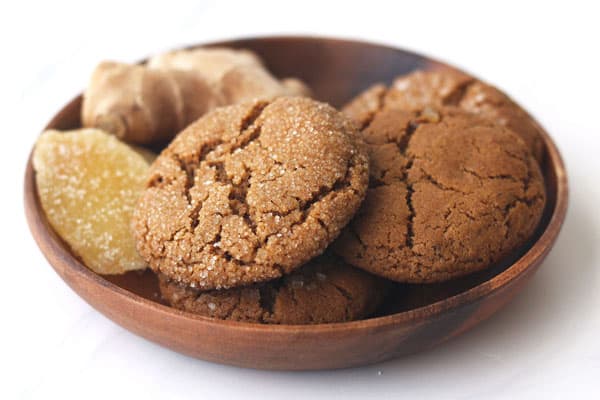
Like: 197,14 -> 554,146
24,36 -> 568,370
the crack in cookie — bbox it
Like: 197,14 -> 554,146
345,70 -> 545,164
392,70 -> 545,164
334,102 -> 546,283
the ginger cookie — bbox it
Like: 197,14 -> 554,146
344,70 -> 545,163
158,255 -> 389,324
133,97 -> 369,290
334,106 -> 546,283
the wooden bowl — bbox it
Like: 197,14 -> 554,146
24,36 -> 568,370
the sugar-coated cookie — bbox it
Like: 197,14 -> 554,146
134,97 -> 369,289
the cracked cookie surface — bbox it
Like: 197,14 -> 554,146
158,255 -> 389,324
334,105 -> 546,283
133,97 -> 369,289
344,70 -> 545,164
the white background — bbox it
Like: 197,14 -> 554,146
2,0 -> 599,398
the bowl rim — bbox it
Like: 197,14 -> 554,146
24,35 -> 569,335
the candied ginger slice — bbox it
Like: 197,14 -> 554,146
33,128 -> 155,274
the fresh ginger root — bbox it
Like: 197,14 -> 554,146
82,62 -> 221,145
215,65 -> 310,104
147,47 -> 263,83
147,47 -> 311,102
82,48 -> 310,145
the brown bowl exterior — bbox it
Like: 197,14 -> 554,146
24,37 -> 568,370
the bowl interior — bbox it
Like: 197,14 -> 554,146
34,36 -> 560,321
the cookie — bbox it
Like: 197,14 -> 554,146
158,255 -> 389,324
333,106 -> 546,283
133,97 -> 369,290
345,70 -> 545,163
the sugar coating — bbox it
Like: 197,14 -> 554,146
133,97 -> 369,290
33,129 -> 154,274
334,104 -> 546,283
158,255 -> 389,324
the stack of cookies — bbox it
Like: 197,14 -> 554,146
132,97 -> 391,324
33,47 -> 547,325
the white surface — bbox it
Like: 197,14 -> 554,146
2,1 -> 599,398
